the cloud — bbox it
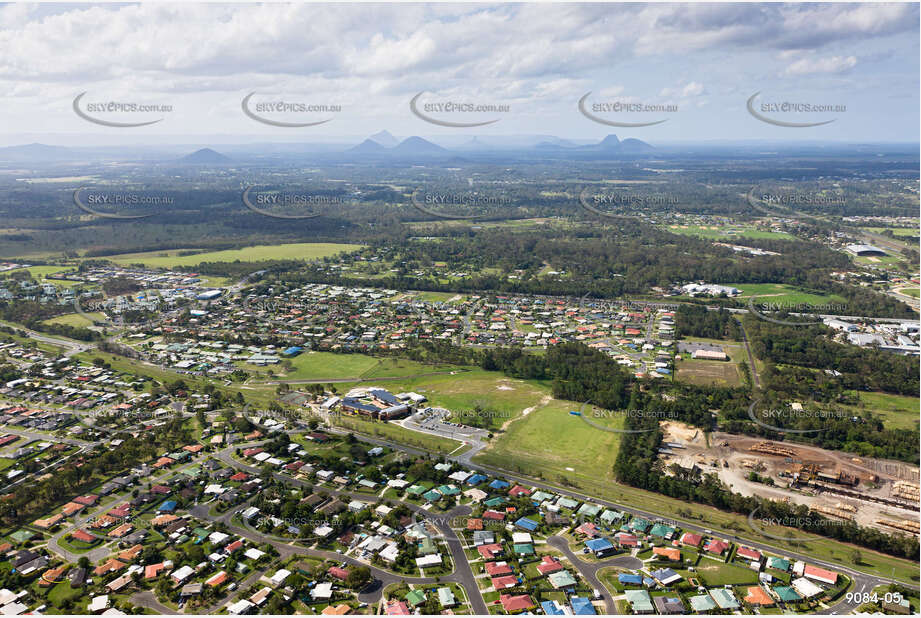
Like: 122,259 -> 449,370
783,55 -> 858,76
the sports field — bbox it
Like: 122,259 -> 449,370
102,242 -> 362,268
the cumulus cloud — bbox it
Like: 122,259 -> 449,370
783,55 -> 858,76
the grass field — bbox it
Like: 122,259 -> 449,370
665,224 -> 795,241
898,287 -> 920,298
248,352 -> 468,382
42,312 -> 105,328
849,391 -> 920,431
730,283 -> 847,306
102,242 -> 362,268
475,398 -> 625,485
19,265 -> 84,287
861,227 -> 919,238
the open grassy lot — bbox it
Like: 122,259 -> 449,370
252,352 -> 468,382
665,224 -> 795,241
475,397 -> 624,484
848,391 -> 920,431
861,226 -> 919,238
18,265 -> 83,287
42,312 -> 105,328
731,283 -> 847,306
694,559 -> 759,586
102,242 -> 362,268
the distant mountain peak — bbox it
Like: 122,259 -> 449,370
391,136 -> 448,154
179,148 -> 231,164
598,134 -> 621,148
369,130 -> 398,147
349,138 -> 389,153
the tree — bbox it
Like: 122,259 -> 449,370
346,565 -> 372,590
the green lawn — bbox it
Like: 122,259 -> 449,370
861,227 -> 919,238
102,242 -> 363,268
731,283 -> 846,306
42,312 -> 105,328
694,559 -> 759,586
849,391 -> 920,431
665,224 -> 795,241
474,397 -> 624,485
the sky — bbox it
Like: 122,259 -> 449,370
0,2 -> 918,146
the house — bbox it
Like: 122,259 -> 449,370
541,600 -> 568,616
791,577 -> 824,599
171,565 -> 195,584
500,593 -> 535,613
404,589 -> 426,607
536,555 -> 563,575
385,600 -> 410,615
689,594 -> 717,613
744,586 -> 775,607
205,570 -> 228,587
437,586 -> 457,608
485,561 -> 513,577
803,564 -> 838,585
704,538 -> 729,555
654,596 -> 685,614
584,537 -> 616,557
653,546 -> 681,561
321,604 -> 352,615
649,567 -> 680,587
680,532 -> 702,547
709,588 -> 740,610
737,546 -> 762,562
548,570 -> 577,590
571,596 -> 596,615
328,566 -> 349,581
625,589 -> 654,614
311,582 -> 333,600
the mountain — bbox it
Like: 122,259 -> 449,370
178,148 -> 231,164
349,139 -> 389,154
0,143 -> 75,161
619,137 -> 654,153
597,134 -> 622,150
390,136 -> 448,156
368,130 -> 399,147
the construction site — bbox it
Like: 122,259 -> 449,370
658,421 -> 921,536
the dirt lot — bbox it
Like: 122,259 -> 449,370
674,356 -> 743,387
659,428 -> 920,534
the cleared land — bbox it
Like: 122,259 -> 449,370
475,398 -> 624,484
850,391 -> 921,431
102,242 -> 362,268
675,357 -> 743,387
